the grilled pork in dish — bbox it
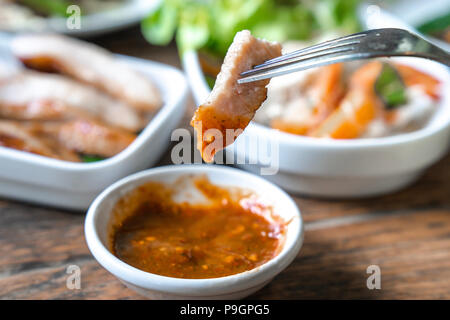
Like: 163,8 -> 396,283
12,34 -> 162,112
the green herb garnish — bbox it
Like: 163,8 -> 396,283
375,63 -> 407,110
141,2 -> 178,46
81,155 -> 105,163
417,13 -> 450,35
205,75 -> 216,90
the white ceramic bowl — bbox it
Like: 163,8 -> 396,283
0,50 -> 188,210
359,0 -> 450,52
182,51 -> 450,198
85,165 -> 303,299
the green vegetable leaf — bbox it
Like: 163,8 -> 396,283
81,155 -> 105,163
375,63 -> 408,110
417,12 -> 450,34
21,0 -> 70,17
141,2 -> 178,46
140,0 -> 363,57
176,3 -> 210,54
205,75 -> 216,89
252,6 -> 314,42
313,0 -> 360,33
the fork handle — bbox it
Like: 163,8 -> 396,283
421,44 -> 450,67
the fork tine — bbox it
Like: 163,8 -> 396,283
238,27 -> 450,84
238,50 -> 370,84
255,31 -> 368,68
240,44 -> 355,77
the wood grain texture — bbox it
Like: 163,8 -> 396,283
0,26 -> 449,300
0,201 -> 140,299
296,153 -> 450,223
251,209 -> 450,299
2,204 -> 449,299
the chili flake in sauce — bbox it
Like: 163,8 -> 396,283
110,176 -> 285,279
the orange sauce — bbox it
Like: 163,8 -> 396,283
110,176 -> 285,279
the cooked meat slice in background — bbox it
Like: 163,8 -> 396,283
0,70 -> 146,131
191,30 -> 281,162
5,119 -> 136,160
0,121 -> 56,158
11,34 -> 163,112
0,120 -> 80,161
54,120 -> 136,158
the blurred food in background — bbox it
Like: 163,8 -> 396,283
255,57 -> 441,139
417,13 -> 450,43
12,34 -> 162,112
141,0 -> 362,56
0,34 -> 162,162
0,0 -> 127,31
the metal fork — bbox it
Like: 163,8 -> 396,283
238,28 -> 450,84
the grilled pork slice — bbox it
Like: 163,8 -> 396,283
11,34 -> 162,112
191,30 -> 281,162
0,70 -> 145,131
55,120 -> 136,158
0,120 -> 80,161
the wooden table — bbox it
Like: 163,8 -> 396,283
1,27 -> 449,300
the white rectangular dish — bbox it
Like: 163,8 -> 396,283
0,0 -> 161,38
0,54 -> 188,210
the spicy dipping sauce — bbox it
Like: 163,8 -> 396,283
110,176 -> 285,279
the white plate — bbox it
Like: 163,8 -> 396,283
3,0 -> 160,37
85,165 -> 303,299
182,41 -> 450,198
0,54 -> 188,210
